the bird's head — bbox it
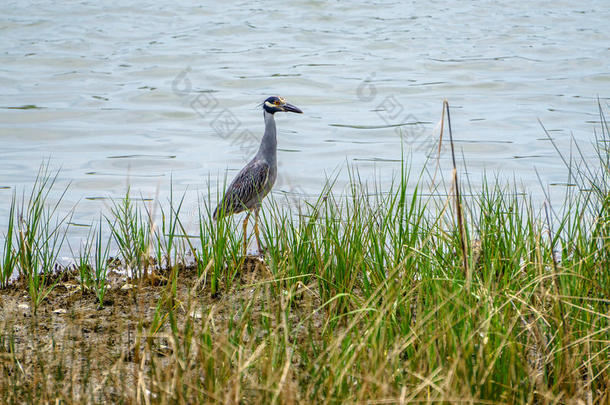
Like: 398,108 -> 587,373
262,96 -> 303,115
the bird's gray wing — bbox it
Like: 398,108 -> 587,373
213,160 -> 270,219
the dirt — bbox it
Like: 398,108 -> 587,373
0,255 -> 298,403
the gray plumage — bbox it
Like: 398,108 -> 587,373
213,97 -> 301,224
213,157 -> 274,219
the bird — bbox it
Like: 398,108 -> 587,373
213,96 -> 303,255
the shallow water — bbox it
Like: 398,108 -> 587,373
1,1 -> 609,244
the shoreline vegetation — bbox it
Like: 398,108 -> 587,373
0,104 -> 609,403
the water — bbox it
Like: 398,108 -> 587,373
1,1 -> 609,244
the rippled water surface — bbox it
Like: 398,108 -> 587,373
1,1 -> 609,239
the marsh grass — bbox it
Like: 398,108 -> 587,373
9,164 -> 72,314
107,188 -> 153,280
0,105 -> 608,403
0,192 -> 16,288
74,216 -> 112,307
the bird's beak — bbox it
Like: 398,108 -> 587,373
282,103 -> 303,114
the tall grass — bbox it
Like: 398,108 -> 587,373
7,165 -> 72,314
0,192 -> 16,288
73,216 -> 112,307
0,106 -> 608,402
107,188 -> 153,280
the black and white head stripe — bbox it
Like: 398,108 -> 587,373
262,96 -> 302,114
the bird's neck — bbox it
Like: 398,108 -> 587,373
257,110 -> 277,164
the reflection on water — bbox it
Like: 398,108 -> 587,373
1,0 -> 609,244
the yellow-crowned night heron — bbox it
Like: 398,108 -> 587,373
213,96 -> 303,254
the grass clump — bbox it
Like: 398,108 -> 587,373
8,164 -> 71,314
0,105 -> 608,403
0,192 -> 16,288
73,217 -> 112,307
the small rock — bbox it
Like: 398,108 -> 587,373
18,303 -> 29,310
121,283 -> 136,290
53,308 -> 67,314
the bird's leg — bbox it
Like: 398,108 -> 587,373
254,209 -> 263,256
242,211 -> 250,255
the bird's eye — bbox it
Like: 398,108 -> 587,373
274,100 -> 280,106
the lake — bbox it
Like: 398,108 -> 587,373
1,0 -> 609,246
